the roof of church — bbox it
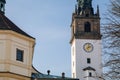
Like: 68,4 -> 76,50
31,66 -> 79,80
0,11 -> 35,39
32,73 -> 79,80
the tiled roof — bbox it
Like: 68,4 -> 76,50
32,66 -> 79,80
32,73 -> 79,80
0,11 -> 35,39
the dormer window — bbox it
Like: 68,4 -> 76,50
0,4 -> 3,11
1,4 -> 3,8
84,22 -> 91,32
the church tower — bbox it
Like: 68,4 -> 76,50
0,0 -> 35,80
70,0 -> 102,80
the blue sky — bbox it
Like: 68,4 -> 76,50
5,0 -> 109,77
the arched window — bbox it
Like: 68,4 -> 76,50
1,4 -> 3,8
84,22 -> 91,32
86,14 -> 89,17
0,4 -> 3,11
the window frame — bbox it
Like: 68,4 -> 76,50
16,49 -> 24,62
87,58 -> 91,64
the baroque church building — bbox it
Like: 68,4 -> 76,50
0,0 -> 103,80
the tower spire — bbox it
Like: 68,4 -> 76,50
0,0 -> 6,14
76,0 -> 94,16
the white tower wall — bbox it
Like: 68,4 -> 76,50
71,39 -> 102,80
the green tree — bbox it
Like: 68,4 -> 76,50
103,0 -> 120,80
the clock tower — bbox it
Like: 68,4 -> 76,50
70,0 -> 102,80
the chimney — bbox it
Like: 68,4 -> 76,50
47,70 -> 50,75
62,72 -> 65,78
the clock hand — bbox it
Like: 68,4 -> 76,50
87,46 -> 90,50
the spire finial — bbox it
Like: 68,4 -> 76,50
97,5 -> 100,16
77,0 -> 92,7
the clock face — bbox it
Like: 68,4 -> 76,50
83,43 -> 93,53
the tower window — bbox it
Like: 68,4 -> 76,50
89,72 -> 92,77
86,14 -> 89,17
87,58 -> 91,64
16,49 -> 24,62
84,22 -> 91,32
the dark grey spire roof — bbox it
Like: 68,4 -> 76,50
0,0 -> 6,3
0,11 -> 35,39
76,0 -> 94,16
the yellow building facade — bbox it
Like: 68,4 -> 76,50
0,0 -> 35,80
0,31 -> 35,80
